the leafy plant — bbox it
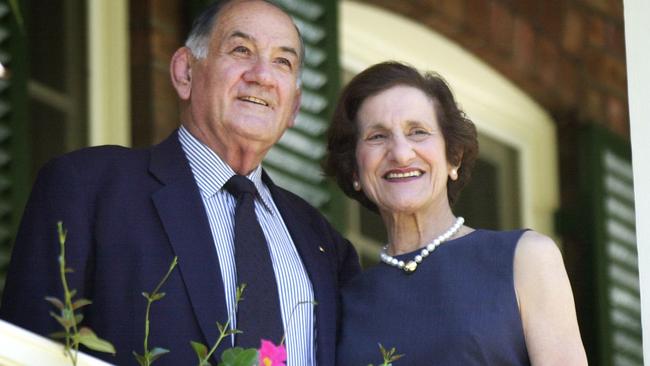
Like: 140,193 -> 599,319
133,256 -> 179,366
43,222 -> 397,366
46,222 -> 116,365
191,288 -> 317,366
190,284 -> 257,366
367,343 -> 404,366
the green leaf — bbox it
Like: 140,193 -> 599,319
69,289 -> 78,298
72,298 -> 93,310
190,341 -> 208,360
390,354 -> 405,362
62,308 -> 74,319
75,327 -> 116,354
133,351 -> 147,366
74,313 -> 84,325
225,329 -> 242,337
219,347 -> 257,366
149,347 -> 170,362
50,311 -> 73,329
150,292 -> 166,301
44,296 -> 65,310
142,292 -> 150,299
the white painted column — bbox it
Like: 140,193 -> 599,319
88,0 -> 130,146
623,0 -> 650,362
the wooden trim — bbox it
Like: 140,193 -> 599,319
88,0 -> 130,146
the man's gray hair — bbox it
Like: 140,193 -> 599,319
184,0 -> 305,74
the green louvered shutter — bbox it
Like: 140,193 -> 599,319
264,0 -> 343,226
0,0 -> 29,298
579,126 -> 644,365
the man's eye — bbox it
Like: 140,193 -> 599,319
276,58 -> 293,69
232,46 -> 250,54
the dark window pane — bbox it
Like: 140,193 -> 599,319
29,0 -> 65,90
455,159 -> 500,229
29,98 -> 66,180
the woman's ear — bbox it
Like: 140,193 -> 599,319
170,47 -> 193,100
448,151 -> 464,181
352,171 -> 361,191
449,167 -> 459,181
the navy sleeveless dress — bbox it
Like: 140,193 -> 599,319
336,229 -> 530,365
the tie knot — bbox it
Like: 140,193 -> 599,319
224,175 -> 257,198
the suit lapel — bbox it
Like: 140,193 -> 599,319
263,172 -> 336,364
149,131 -> 228,355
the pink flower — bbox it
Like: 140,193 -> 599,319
258,339 -> 287,366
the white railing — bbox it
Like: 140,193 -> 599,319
0,319 -> 114,366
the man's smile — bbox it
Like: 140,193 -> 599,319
238,95 -> 269,107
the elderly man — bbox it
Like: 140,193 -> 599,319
0,1 -> 360,365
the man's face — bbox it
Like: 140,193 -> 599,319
188,0 -> 302,156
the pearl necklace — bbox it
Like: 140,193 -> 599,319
380,217 -> 465,274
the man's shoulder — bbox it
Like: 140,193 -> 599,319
38,144 -> 154,185
60,144 -> 147,165
46,145 -> 150,171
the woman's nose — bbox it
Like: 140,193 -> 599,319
389,135 -> 416,165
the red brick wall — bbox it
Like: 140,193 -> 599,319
356,0 -> 629,138
133,0 -> 629,139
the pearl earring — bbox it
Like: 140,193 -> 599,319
353,180 -> 361,191
450,168 -> 458,181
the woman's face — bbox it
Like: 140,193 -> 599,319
354,85 -> 454,216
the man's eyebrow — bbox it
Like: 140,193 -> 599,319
229,30 -> 253,42
279,46 -> 299,59
229,30 -> 299,59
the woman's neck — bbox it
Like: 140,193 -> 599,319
381,206 -> 458,256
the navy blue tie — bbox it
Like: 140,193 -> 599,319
224,175 -> 283,346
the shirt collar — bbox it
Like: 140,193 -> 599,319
178,126 -> 274,213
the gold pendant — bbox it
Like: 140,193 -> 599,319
403,261 -> 418,273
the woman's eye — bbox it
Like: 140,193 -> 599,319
367,133 -> 386,141
410,129 -> 430,136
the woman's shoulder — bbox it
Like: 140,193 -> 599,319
456,228 -> 528,256
512,230 -> 568,303
514,230 -> 563,270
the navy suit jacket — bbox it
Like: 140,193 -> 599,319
0,130 -> 360,365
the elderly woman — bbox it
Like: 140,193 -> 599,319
325,62 -> 587,365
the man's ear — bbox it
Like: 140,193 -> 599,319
170,47 -> 193,100
287,88 -> 302,128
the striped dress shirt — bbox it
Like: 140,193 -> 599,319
178,126 -> 316,365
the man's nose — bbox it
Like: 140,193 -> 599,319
243,58 -> 274,86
